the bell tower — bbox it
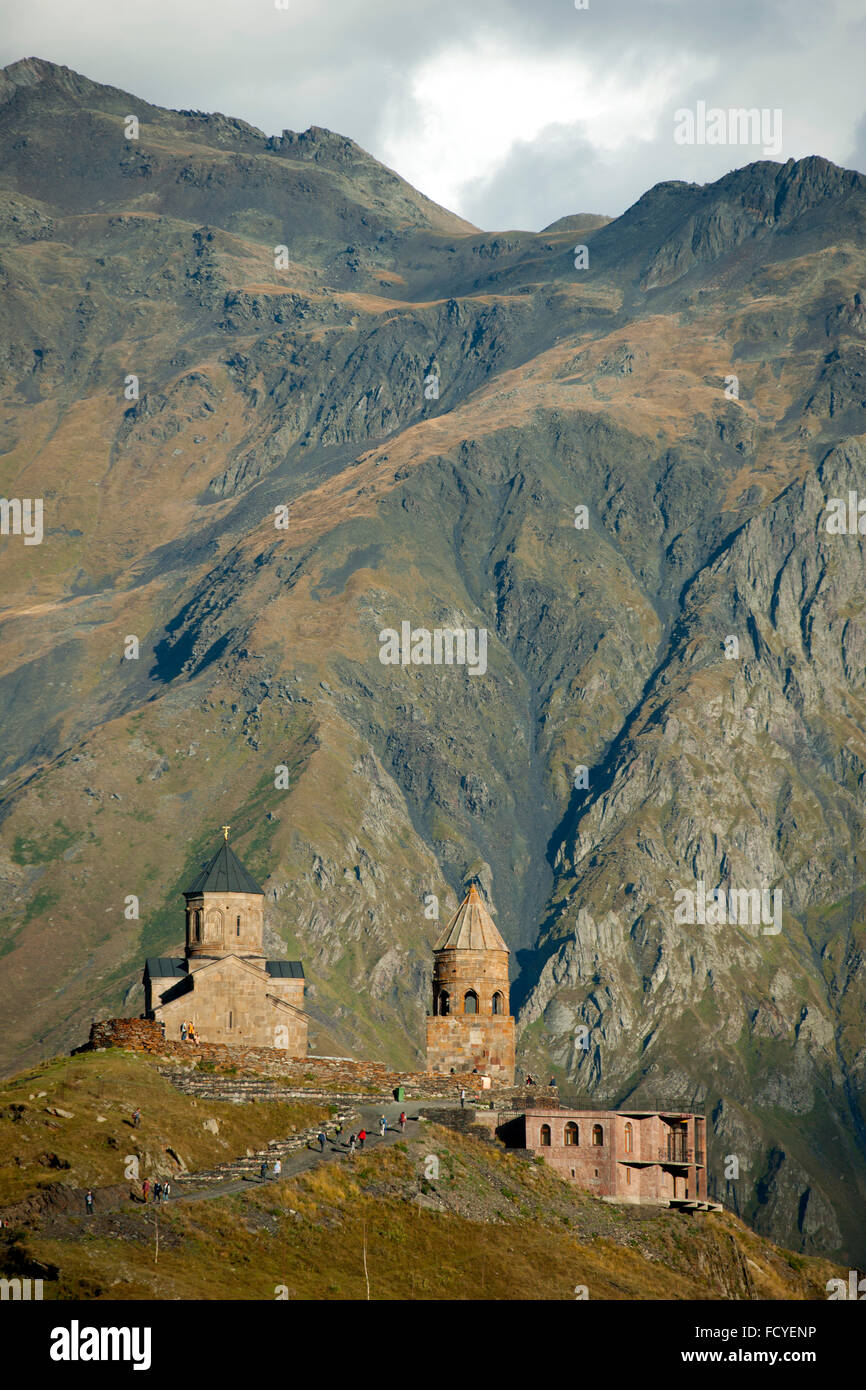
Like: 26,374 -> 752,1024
425,882 -> 515,1083
183,826 -> 265,962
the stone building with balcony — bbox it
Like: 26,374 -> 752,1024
425,882 -> 515,1083
496,1104 -> 710,1208
142,831 -> 307,1053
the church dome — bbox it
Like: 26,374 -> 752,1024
433,883 -> 509,952
184,839 -> 263,896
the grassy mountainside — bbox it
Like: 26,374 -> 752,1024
0,57 -> 865,1264
0,1052 -> 840,1301
0,1051 -> 330,1208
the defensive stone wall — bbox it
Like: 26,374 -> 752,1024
84,1018 -> 165,1050
78,1018 -> 508,1099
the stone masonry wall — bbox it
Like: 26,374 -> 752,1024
426,1014 -> 515,1083
79,1019 -> 503,1098
154,968 -> 307,1052
185,889 -> 264,959
86,1018 -> 165,1049
432,948 -> 510,1015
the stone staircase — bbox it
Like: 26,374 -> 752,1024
159,1071 -> 315,1104
174,1109 -> 355,1187
158,1070 -> 406,1108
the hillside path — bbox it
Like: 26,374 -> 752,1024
169,1098 -> 462,1205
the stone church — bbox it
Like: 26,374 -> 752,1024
143,831 -> 307,1053
426,882 -> 515,1083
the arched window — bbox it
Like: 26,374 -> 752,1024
624,1122 -> 633,1154
463,990 -> 478,1015
492,991 -> 503,1015
592,1123 -> 604,1147
540,1124 -> 552,1147
564,1122 -> 579,1146
440,991 -> 450,1016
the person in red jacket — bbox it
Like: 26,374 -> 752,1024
358,1128 -> 366,1150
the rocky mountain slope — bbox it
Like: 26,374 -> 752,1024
0,57 -> 865,1264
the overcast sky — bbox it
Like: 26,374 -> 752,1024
3,0 -> 865,230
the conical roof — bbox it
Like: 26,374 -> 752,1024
184,840 -> 263,896
433,883 -> 509,952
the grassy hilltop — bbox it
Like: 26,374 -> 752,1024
0,1051 -> 841,1300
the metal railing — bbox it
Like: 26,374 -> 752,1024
659,1146 -> 693,1164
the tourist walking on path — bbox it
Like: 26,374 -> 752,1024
85,1189 -> 94,1215
399,1111 -> 406,1132
259,1160 -> 267,1182
132,1108 -> 141,1129
163,1181 -> 171,1201
379,1115 -> 387,1137
460,1087 -> 466,1109
153,1181 -> 162,1205
318,1131 -> 326,1152
358,1128 -> 366,1150
333,1120 -> 343,1143
142,1179 -> 150,1203
348,1134 -> 357,1161
180,1021 -> 188,1042
273,1158 -> 282,1179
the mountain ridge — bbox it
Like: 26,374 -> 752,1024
0,58 -> 865,1267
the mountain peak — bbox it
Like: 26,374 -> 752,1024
0,54 -> 153,115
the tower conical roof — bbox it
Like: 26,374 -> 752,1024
433,883 -> 509,952
184,840 -> 263,896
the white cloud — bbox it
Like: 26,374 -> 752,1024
380,41 -> 704,217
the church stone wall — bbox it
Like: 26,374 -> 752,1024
185,890 -> 265,959
426,1015 -> 515,1082
154,969 -> 306,1052
432,947 -> 510,1014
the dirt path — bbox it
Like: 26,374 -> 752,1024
158,1099 -> 461,1206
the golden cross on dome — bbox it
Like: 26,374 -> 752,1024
222,825 -> 230,841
